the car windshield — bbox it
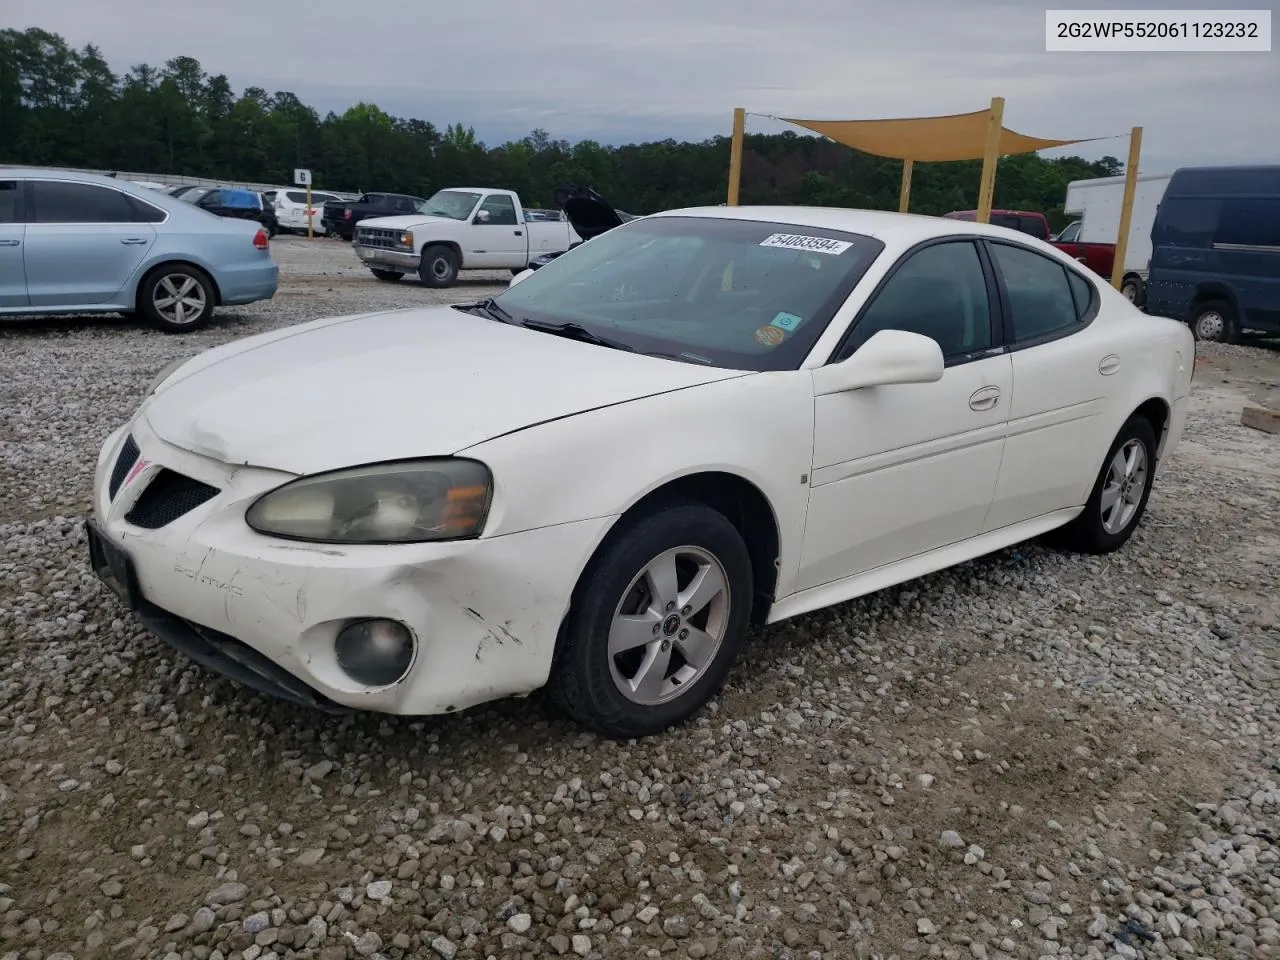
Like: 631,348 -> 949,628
416,190 -> 481,220
493,215 -> 885,371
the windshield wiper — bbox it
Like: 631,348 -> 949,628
520,319 -> 635,352
453,298 -> 514,324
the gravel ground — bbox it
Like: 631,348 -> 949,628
1,236 -> 1278,960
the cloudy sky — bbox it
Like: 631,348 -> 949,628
7,0 -> 1277,173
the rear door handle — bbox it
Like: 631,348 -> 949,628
969,385 -> 1001,411
1098,354 -> 1121,376
120,238 -> 149,245
0,239 -> 19,247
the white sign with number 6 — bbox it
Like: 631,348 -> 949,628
293,168 -> 312,187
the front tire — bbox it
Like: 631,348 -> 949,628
548,499 -> 753,739
1049,415 -> 1158,554
419,245 -> 460,288
1190,299 -> 1239,343
370,268 -> 404,283
139,265 -> 215,333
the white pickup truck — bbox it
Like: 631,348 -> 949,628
352,188 -> 582,287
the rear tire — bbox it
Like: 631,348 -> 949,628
1121,276 -> 1144,307
370,268 -> 404,283
138,265 -> 215,333
419,245 -> 460,288
1047,415 -> 1158,555
548,499 -> 753,739
1190,298 -> 1239,344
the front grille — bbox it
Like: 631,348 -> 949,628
355,227 -> 405,250
125,469 -> 220,529
107,435 -> 140,500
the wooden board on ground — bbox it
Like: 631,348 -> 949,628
1241,406 -> 1280,435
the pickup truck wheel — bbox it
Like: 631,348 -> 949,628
370,269 -> 404,283
419,245 -> 459,288
1190,299 -> 1240,344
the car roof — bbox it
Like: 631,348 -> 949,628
649,205 -> 1058,250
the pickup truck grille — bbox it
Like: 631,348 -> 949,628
355,227 -> 404,250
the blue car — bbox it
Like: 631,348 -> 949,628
1145,165 -> 1280,342
0,169 -> 279,333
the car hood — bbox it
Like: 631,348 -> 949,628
143,306 -> 747,475
554,184 -> 632,241
355,214 -> 457,231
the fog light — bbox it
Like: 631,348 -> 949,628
334,619 -> 415,686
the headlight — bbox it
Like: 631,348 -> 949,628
400,231 -> 413,248
245,458 -> 492,544
146,358 -> 187,396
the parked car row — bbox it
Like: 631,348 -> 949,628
348,183 -> 632,287
0,169 -> 278,332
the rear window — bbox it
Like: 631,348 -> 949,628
220,189 -> 261,209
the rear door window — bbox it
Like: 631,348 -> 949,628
0,181 -> 18,223
990,242 -> 1083,343
29,181 -> 143,223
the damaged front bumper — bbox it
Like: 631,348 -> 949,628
88,420 -> 611,716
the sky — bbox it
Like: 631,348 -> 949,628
7,0 -> 1278,174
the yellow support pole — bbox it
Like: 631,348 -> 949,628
1111,126 -> 1143,290
727,107 -> 745,206
975,96 -> 1005,224
899,159 -> 913,213
306,184 -> 313,240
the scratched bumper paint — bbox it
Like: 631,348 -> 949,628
91,419 -> 612,715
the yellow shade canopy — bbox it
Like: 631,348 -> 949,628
778,108 -> 1095,162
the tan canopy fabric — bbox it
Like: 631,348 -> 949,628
778,109 -> 1095,162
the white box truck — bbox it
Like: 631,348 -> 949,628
1059,173 -> 1172,305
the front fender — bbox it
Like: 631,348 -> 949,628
459,371 -> 817,599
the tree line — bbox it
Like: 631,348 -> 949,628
1,27 -> 1121,228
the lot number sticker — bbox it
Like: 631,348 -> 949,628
759,233 -> 852,255
753,325 -> 786,347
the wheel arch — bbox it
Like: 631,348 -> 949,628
554,468 -> 783,662
419,239 -> 463,265
1130,395 -> 1172,460
135,259 -> 223,308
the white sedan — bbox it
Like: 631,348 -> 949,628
87,206 -> 1195,738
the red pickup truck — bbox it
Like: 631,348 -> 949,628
943,209 -> 1115,278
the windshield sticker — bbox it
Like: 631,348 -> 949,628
759,233 -> 852,255
753,325 -> 786,347
770,311 -> 803,332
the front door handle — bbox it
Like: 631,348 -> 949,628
514,230 -> 523,236
0,239 -> 19,247
969,385 -> 1001,411
120,238 -> 149,245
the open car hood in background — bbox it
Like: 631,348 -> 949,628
554,184 -> 633,241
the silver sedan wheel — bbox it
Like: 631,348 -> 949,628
1100,439 -> 1148,535
153,274 -> 207,326
608,546 -> 731,706
1194,309 -> 1224,341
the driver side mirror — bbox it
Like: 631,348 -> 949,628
474,209 -> 491,224
812,329 -> 945,396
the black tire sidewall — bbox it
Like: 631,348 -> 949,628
371,269 -> 403,283
140,267 -> 214,333
553,501 -> 753,738
1077,416 -> 1158,552
419,246 -> 459,288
